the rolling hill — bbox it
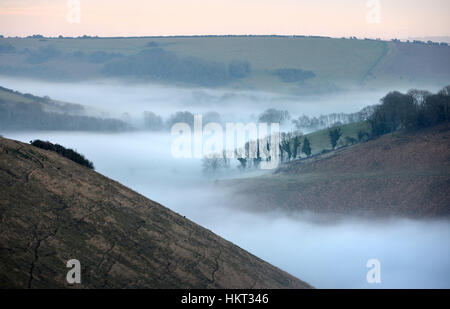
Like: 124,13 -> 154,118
0,137 -> 311,289
224,124 -> 450,219
1,36 -> 449,94
0,86 -> 130,132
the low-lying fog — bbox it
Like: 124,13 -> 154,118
2,77 -> 449,288
6,131 -> 450,289
0,76 -> 432,122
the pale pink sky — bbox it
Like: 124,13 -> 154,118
0,0 -> 449,39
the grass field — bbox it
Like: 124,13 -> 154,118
0,36 -> 388,92
1,36 -> 388,80
302,121 -> 371,155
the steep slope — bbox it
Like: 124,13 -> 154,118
225,124 -> 450,218
0,137 -> 311,289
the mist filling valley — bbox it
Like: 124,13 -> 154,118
2,77 -> 449,289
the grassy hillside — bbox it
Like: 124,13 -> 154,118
372,41 -> 450,85
0,137 -> 311,289
0,86 -> 82,112
302,121 -> 371,155
1,36 -> 448,93
224,124 -> 450,219
0,86 -> 130,132
1,36 -> 387,81
0,87 -> 34,103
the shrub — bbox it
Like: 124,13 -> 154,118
30,140 -> 94,170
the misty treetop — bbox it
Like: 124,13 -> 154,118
292,107 -> 375,132
369,86 -> 450,137
163,110 -> 223,131
143,111 -> 164,131
258,109 -> 291,125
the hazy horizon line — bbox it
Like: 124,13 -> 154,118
2,33 -> 450,43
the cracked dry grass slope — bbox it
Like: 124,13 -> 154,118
0,137 -> 312,289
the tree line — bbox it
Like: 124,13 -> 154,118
202,85 -> 450,174
202,132 -> 313,174
369,86 -> 450,137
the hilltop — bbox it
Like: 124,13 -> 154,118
224,124 -> 450,219
1,36 -> 449,94
0,137 -> 311,288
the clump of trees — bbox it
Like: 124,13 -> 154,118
357,130 -> 370,142
166,111 -> 195,129
25,46 -> 62,64
258,109 -> 290,124
202,151 -> 230,174
143,111 -> 164,131
279,132 -> 304,162
102,48 -> 250,87
203,111 -> 222,124
164,110 -> 223,131
369,86 -> 450,137
87,51 -> 123,63
202,130 -> 314,174
30,140 -> 94,170
328,127 -> 343,149
270,68 -> 316,83
292,106 -> 376,132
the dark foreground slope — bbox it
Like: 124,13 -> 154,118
226,124 -> 450,219
0,137 -> 311,289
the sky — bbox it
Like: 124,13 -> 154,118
0,0 -> 449,39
